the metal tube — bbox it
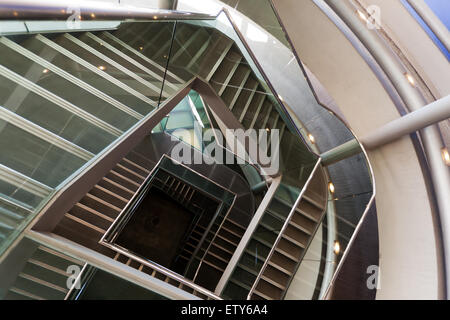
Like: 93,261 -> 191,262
26,230 -> 202,300
321,139 -> 362,166
0,0 -> 216,21
322,95 -> 450,162
362,95 -> 450,149
405,0 -> 450,52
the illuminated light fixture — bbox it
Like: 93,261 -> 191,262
42,69 -> 49,74
405,73 -> 416,86
357,10 -> 368,22
90,13 -> 95,18
328,182 -> 335,194
153,15 -> 158,20
98,65 -> 106,71
265,128 -> 271,132
308,133 -> 316,144
12,11 -> 18,17
333,241 -> 341,255
139,46 -> 144,51
78,15 -> 82,20
442,147 -> 450,166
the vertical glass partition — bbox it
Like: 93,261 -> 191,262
0,20 -> 177,256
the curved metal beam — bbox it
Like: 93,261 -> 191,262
0,0 -> 216,21
404,0 -> 450,52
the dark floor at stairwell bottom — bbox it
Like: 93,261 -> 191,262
114,187 -> 194,268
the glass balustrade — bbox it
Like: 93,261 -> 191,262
0,237 -> 171,300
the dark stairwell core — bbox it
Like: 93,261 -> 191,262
114,185 -> 220,272
115,187 -> 196,269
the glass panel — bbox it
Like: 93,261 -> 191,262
0,196 -> 35,255
0,120 -> 86,188
0,21 -> 176,257
221,162 -> 315,300
0,41 -> 138,132
284,153 -> 373,300
0,75 -> 116,155
21,35 -> 155,115
220,0 -> 292,48
69,266 -> 168,300
107,21 -> 180,104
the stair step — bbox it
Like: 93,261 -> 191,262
122,157 -> 151,175
90,184 -> 129,209
268,251 -> 296,275
99,177 -> 135,200
297,200 -> 322,223
302,192 -> 326,210
64,213 -> 106,234
21,262 -> 69,291
255,278 -> 282,300
107,170 -> 140,191
69,205 -> 113,231
8,287 -> 45,300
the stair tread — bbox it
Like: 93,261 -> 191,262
260,275 -> 286,290
64,213 -> 106,234
74,202 -> 115,222
281,233 -> 307,249
85,193 -> 123,213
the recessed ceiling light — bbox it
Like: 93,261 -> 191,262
98,65 -> 106,71
308,133 -> 316,144
328,182 -> 335,194
333,240 -> 341,255
405,73 -> 416,86
442,148 -> 450,166
42,69 -> 49,74
357,10 -> 368,22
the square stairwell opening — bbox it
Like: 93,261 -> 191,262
101,155 -> 235,281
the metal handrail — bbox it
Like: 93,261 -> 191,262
0,0 -> 216,21
101,242 -> 222,300
184,202 -> 223,277
247,158 -> 322,299
192,197 -> 236,282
